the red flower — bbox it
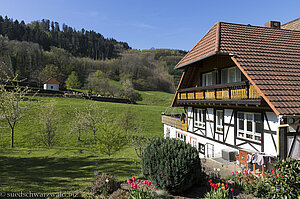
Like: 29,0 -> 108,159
254,177 -> 257,180
127,179 -> 132,184
235,171 -> 238,174
237,176 -> 239,179
208,179 -> 212,183
147,180 -> 152,186
133,183 -> 138,189
230,188 -> 234,192
240,177 -> 243,180
137,179 -> 141,183
225,184 -> 228,187
271,170 -> 275,174
130,182 -> 134,188
262,173 -> 266,177
275,175 -> 278,178
144,180 -> 148,184
132,176 -> 136,182
232,172 -> 234,175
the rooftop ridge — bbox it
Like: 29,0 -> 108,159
282,17 -> 300,26
220,21 -> 300,33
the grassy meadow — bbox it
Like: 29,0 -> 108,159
0,91 -> 173,193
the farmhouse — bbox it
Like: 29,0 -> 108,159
43,77 -> 60,91
162,19 -> 300,161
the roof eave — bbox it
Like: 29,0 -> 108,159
174,52 -> 236,70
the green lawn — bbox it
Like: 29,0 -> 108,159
0,92 -> 172,193
0,147 -> 141,193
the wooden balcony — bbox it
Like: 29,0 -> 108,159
162,114 -> 187,131
176,81 -> 261,106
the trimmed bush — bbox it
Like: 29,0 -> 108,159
91,173 -> 120,196
142,137 -> 203,193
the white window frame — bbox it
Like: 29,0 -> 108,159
221,66 -> 242,84
237,112 -> 262,142
216,110 -> 223,133
191,138 -> 197,148
202,71 -> 217,86
194,108 -> 205,128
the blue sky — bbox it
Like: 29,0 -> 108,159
0,0 -> 299,51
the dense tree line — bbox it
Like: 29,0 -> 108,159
0,16 -> 186,93
0,16 -> 130,60
0,35 -> 185,93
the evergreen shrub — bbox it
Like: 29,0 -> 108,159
142,137 -> 203,193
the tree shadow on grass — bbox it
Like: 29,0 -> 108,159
0,156 -> 139,193
95,158 -> 141,177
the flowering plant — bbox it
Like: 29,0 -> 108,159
204,179 -> 234,199
127,176 -> 154,199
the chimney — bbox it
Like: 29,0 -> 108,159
265,21 -> 281,29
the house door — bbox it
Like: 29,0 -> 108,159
206,143 -> 214,158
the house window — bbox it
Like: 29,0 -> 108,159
198,143 -> 205,154
221,66 -> 242,84
202,71 -> 217,86
191,138 -> 197,148
166,128 -> 170,138
50,86 -> 53,89
216,110 -> 223,133
194,108 -> 205,128
177,132 -> 186,142
237,112 -> 262,142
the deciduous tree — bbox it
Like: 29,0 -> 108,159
65,71 -> 81,89
95,118 -> 127,156
83,102 -> 106,144
0,77 -> 35,148
69,107 -> 86,141
36,100 -> 58,148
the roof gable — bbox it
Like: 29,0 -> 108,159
44,78 -> 60,85
174,22 -> 300,115
175,23 -> 219,68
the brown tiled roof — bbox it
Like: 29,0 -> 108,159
282,18 -> 300,31
175,23 -> 219,68
175,22 -> 300,115
45,78 -> 60,84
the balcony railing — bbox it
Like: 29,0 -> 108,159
162,114 -> 187,131
177,81 -> 260,101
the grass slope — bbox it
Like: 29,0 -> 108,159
0,91 -> 172,193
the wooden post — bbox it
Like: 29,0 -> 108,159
214,88 -> 217,100
246,81 -> 250,99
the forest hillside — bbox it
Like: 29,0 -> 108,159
0,16 -> 186,93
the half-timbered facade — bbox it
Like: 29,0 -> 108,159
162,20 -> 300,160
